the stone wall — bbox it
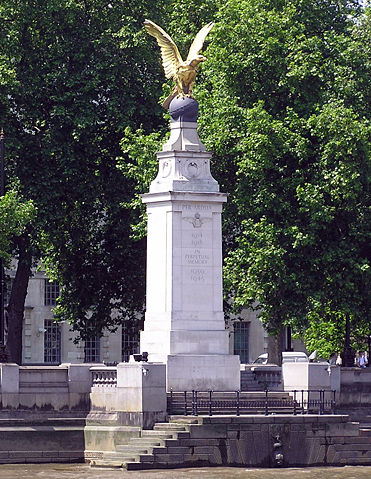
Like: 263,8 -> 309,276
123,415 -> 371,469
170,415 -> 364,467
2,364 -> 371,467
335,367 -> 371,421
339,367 -> 371,406
0,363 -> 93,411
0,363 -> 92,464
0,416 -> 85,464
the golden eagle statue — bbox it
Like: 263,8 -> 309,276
144,20 -> 214,109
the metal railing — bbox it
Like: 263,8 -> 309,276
167,389 -> 336,416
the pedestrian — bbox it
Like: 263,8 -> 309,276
358,351 -> 367,368
329,353 -> 337,365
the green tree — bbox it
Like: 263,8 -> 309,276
0,186 -> 35,263
212,0 -> 370,355
122,0 -> 370,360
0,0 -> 169,362
301,307 -> 370,360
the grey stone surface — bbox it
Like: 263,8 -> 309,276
169,97 -> 199,123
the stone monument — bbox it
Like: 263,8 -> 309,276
140,97 -> 240,391
141,19 -> 240,391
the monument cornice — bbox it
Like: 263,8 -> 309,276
141,190 -> 227,205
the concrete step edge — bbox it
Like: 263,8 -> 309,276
115,446 -> 150,454
153,425 -> 187,430
141,432 -> 175,438
129,440 -> 165,446
90,460 -> 127,468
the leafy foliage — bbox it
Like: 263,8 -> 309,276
0,184 -> 35,262
121,0 -> 370,353
0,0 -> 169,342
218,2 -> 370,350
1,0 -> 369,357
301,306 -> 370,359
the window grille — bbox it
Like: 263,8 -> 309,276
44,319 -> 61,364
122,323 -> 140,362
233,321 -> 250,364
44,280 -> 59,306
84,336 -> 101,363
4,278 -> 13,305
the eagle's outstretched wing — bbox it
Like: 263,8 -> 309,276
186,22 -> 214,62
144,20 -> 183,79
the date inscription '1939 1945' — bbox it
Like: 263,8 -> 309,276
190,268 -> 205,282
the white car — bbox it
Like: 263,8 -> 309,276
281,351 -> 309,363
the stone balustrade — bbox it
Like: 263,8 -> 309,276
240,365 -> 282,391
0,363 -> 103,412
251,366 -> 283,390
91,367 -> 117,388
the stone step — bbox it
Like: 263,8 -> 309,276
141,430 -> 175,438
138,454 -> 155,463
168,431 -> 190,439
126,461 -> 148,471
153,423 -> 187,431
129,438 -> 165,447
115,445 -> 150,454
90,460 -> 127,468
168,416 -> 202,424
151,446 -> 169,454
102,452 -> 137,461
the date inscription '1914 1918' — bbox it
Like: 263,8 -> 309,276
191,231 -> 202,247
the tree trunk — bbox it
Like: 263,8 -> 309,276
341,313 -> 355,367
7,235 -> 32,364
267,329 -> 285,366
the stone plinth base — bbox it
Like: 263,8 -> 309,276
282,362 -> 341,392
90,362 -> 167,429
166,354 -> 240,391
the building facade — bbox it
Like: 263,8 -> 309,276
6,267 -> 280,365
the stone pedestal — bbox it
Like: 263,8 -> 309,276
140,97 -> 240,391
89,362 -> 167,429
282,362 -> 341,392
0,363 -> 19,393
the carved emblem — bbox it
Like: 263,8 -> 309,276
186,161 -> 199,178
183,212 -> 211,228
161,160 -> 172,178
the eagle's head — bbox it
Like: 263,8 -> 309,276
189,55 -> 207,67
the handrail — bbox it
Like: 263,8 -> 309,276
167,389 -> 336,416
